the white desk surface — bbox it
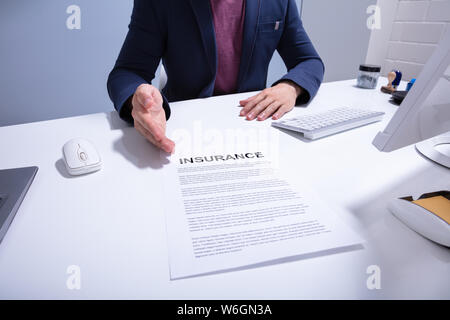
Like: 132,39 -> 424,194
0,79 -> 449,299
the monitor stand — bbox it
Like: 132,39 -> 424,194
416,132 -> 450,168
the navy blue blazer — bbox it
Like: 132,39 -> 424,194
107,0 -> 324,123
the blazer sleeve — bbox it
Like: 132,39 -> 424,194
273,0 -> 325,105
107,0 -> 170,124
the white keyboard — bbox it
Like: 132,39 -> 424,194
272,107 -> 385,140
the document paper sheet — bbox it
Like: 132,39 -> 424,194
162,151 -> 362,279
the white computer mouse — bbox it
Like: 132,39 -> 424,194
62,138 -> 102,176
388,198 -> 450,247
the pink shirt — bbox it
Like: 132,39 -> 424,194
210,0 -> 246,95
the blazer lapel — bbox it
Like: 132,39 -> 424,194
189,0 -> 217,80
237,0 -> 261,91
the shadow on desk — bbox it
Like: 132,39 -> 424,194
55,159 -> 78,179
274,127 -> 312,143
103,111 -> 171,169
346,158 -> 450,263
106,111 -> 128,131
113,128 -> 170,170
173,243 -> 364,281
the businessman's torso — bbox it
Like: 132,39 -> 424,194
158,0 -> 289,101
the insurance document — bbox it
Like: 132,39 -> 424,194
161,150 -> 362,279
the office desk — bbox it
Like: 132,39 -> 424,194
0,79 -> 449,299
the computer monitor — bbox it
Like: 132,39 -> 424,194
373,27 -> 450,168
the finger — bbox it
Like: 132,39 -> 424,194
160,137 -> 176,154
240,93 -> 265,116
135,86 -> 162,112
246,97 -> 273,120
149,88 -> 163,112
135,120 -> 175,153
135,120 -> 161,148
136,117 -> 175,153
134,87 -> 153,110
133,111 -> 165,142
145,98 -> 163,114
257,102 -> 282,121
239,94 -> 258,106
272,105 -> 292,120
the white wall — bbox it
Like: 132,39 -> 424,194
302,0 -> 377,82
0,1 -> 132,127
366,0 -> 450,81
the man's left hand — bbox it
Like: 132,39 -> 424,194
239,81 -> 302,121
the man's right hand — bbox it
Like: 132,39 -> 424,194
131,84 -> 175,153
